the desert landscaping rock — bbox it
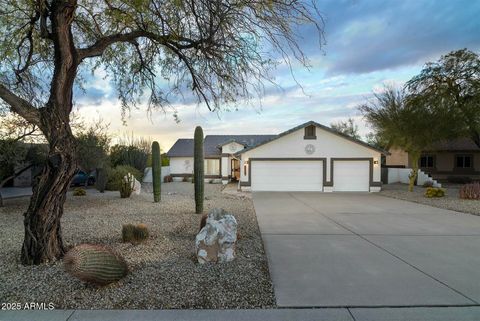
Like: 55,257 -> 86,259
196,208 -> 237,264
381,183 -> 480,216
0,183 -> 275,309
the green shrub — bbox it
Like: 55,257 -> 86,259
122,223 -> 149,244
105,165 -> 142,191
424,187 -> 445,198
73,187 -> 86,196
459,182 -> 480,200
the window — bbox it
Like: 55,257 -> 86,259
420,155 -> 434,168
304,125 -> 316,139
456,155 -> 472,168
204,159 -> 220,175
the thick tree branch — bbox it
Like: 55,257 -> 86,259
77,30 -> 205,60
0,84 -> 41,126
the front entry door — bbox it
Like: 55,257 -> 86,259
231,158 -> 240,181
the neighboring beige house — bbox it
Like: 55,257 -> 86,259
167,121 -> 388,192
386,138 -> 480,181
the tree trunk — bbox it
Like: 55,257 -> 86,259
20,0 -> 79,265
21,118 -> 77,264
408,151 -> 420,192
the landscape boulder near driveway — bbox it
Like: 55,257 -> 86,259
195,208 -> 237,264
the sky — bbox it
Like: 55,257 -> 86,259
75,0 -> 480,152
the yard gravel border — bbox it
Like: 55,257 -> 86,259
380,183 -> 480,216
0,182 -> 275,309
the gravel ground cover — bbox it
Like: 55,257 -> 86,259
380,183 -> 480,216
0,183 -> 275,309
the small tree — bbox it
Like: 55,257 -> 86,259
406,49 -> 480,147
359,87 -> 439,192
0,0 -> 323,265
330,118 -> 361,140
75,120 -> 111,173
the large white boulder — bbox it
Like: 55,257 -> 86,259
195,208 -> 237,264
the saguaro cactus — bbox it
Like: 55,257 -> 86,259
64,244 -> 129,286
152,141 -> 161,202
194,126 -> 204,214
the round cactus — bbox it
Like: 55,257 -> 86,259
194,126 -> 204,214
64,244 -> 129,286
152,141 -> 161,202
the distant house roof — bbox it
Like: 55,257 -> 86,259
166,139 -> 194,157
236,121 -> 390,155
166,135 -> 276,157
424,138 -> 480,152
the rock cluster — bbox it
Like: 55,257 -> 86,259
195,208 -> 237,264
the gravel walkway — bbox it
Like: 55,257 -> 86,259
0,183 -> 275,309
380,183 -> 480,216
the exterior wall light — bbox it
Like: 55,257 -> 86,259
373,159 -> 379,165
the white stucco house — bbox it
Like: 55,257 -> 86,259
166,121 -> 388,192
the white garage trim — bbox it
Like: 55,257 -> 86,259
248,158 -> 326,192
331,158 -> 372,192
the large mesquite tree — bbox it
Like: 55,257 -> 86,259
0,0 -> 323,264
406,49 -> 480,147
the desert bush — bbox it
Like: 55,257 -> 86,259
447,176 -> 472,184
122,223 -> 149,243
106,165 -> 142,191
64,244 -> 128,286
459,182 -> 480,200
73,187 -> 86,196
424,187 -> 445,198
163,175 -> 173,183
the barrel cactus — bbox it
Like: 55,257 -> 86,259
64,244 -> 129,286
133,224 -> 149,242
194,126 -> 204,214
152,141 -> 161,202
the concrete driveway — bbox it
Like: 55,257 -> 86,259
253,192 -> 480,308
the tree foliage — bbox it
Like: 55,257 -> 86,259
0,0 -> 324,114
406,49 -> 480,147
75,119 -> 111,172
359,87 -> 440,192
330,117 -> 361,140
0,0 -> 323,265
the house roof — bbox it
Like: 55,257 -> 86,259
166,139 -> 194,157
166,135 -> 276,157
236,121 -> 390,155
424,137 -> 480,152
